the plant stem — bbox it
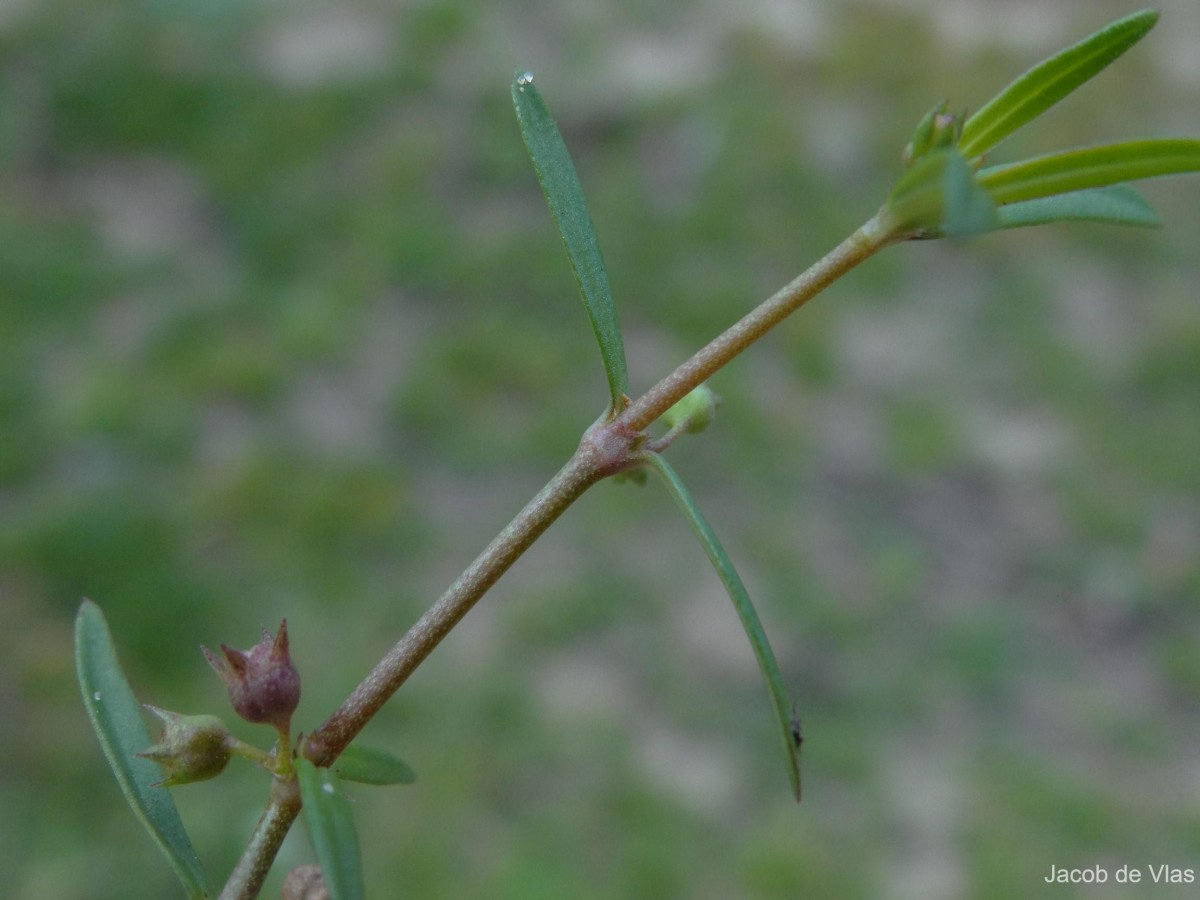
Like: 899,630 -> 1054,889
617,211 -> 894,433
218,775 -> 301,900
304,447 -> 607,766
219,213 -> 895,896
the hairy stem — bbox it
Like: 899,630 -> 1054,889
218,776 -> 301,900
618,211 -> 894,433
304,445 -> 608,766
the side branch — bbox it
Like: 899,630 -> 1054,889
618,212 -> 893,433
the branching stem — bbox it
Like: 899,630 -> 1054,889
220,212 -> 897,896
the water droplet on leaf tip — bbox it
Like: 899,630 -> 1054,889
322,783 -> 335,794
517,71 -> 533,89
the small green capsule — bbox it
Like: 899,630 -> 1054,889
136,707 -> 235,786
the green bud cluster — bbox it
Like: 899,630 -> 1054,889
902,101 -> 964,168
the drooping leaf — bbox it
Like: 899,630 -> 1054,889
978,139 -> 1200,205
958,10 -> 1159,159
334,744 -> 417,786
511,71 -> 629,414
75,600 -> 209,899
995,184 -> 1161,230
641,453 -> 802,802
296,759 -> 365,900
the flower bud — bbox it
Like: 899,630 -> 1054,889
137,706 -> 234,786
613,467 -> 649,486
902,101 -> 963,167
202,620 -> 300,731
661,384 -> 718,435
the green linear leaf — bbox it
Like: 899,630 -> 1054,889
642,453 -> 802,802
995,184 -> 1161,230
511,71 -> 629,413
75,600 -> 208,899
296,759 -> 365,900
334,744 -> 417,786
979,139 -> 1200,205
959,9 -> 1159,159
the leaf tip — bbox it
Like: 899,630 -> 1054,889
1134,8 -> 1161,29
511,69 -> 536,104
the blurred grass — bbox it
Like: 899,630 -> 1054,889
2,1 -> 1199,898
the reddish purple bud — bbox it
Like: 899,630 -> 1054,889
202,620 -> 300,730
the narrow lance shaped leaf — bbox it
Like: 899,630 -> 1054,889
994,184 -> 1161,231
334,743 -> 417,786
296,759 -> 365,900
512,71 -> 630,414
978,139 -> 1200,206
74,600 -> 209,899
958,9 -> 1159,159
641,453 -> 802,802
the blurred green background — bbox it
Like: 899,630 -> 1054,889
3,1 -> 1199,897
